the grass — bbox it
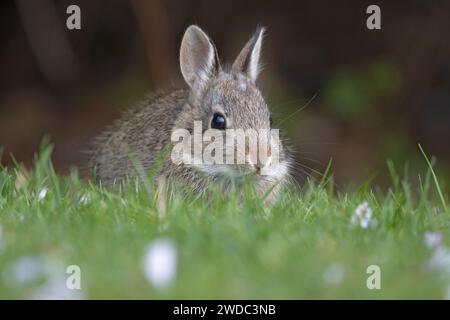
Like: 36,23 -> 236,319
0,143 -> 449,299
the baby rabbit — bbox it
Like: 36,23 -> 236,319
91,25 -> 291,200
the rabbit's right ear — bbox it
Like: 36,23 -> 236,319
232,27 -> 265,83
180,25 -> 220,89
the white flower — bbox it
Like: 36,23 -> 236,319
9,256 -> 44,284
427,246 -> 450,273
38,188 -> 48,201
32,275 -> 83,300
32,259 -> 83,300
424,232 -> 443,249
79,194 -> 90,205
143,238 -> 177,289
323,263 -> 345,285
350,202 -> 374,229
4,256 -> 84,299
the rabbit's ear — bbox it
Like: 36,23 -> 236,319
232,27 -> 265,83
180,25 -> 220,89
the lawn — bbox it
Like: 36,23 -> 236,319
0,143 -> 449,299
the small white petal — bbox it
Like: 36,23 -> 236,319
79,194 -> 90,205
428,247 -> 450,272
355,202 -> 366,217
350,202 -> 374,229
360,218 -> 370,229
143,238 -> 177,289
38,188 -> 48,201
424,232 -> 443,249
10,256 -> 44,284
323,263 -> 345,285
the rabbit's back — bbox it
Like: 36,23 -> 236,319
92,89 -> 187,186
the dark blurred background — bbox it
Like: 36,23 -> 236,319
1,0 -> 450,187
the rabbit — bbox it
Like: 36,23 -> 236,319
91,25 -> 292,201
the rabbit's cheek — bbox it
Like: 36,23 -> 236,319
259,160 -> 290,181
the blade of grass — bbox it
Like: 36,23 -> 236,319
418,144 -> 448,212
318,157 -> 333,190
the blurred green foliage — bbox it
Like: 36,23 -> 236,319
324,62 -> 401,120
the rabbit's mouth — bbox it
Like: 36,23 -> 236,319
192,160 -> 289,182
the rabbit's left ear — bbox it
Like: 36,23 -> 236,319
180,25 -> 220,89
232,27 -> 265,83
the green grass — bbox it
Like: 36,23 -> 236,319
0,143 -> 450,299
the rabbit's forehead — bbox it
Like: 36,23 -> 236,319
209,75 -> 270,118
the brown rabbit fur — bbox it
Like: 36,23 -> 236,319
91,25 -> 292,201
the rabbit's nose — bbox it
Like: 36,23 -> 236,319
258,147 -> 272,167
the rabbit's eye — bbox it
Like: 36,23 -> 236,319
211,113 -> 226,130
